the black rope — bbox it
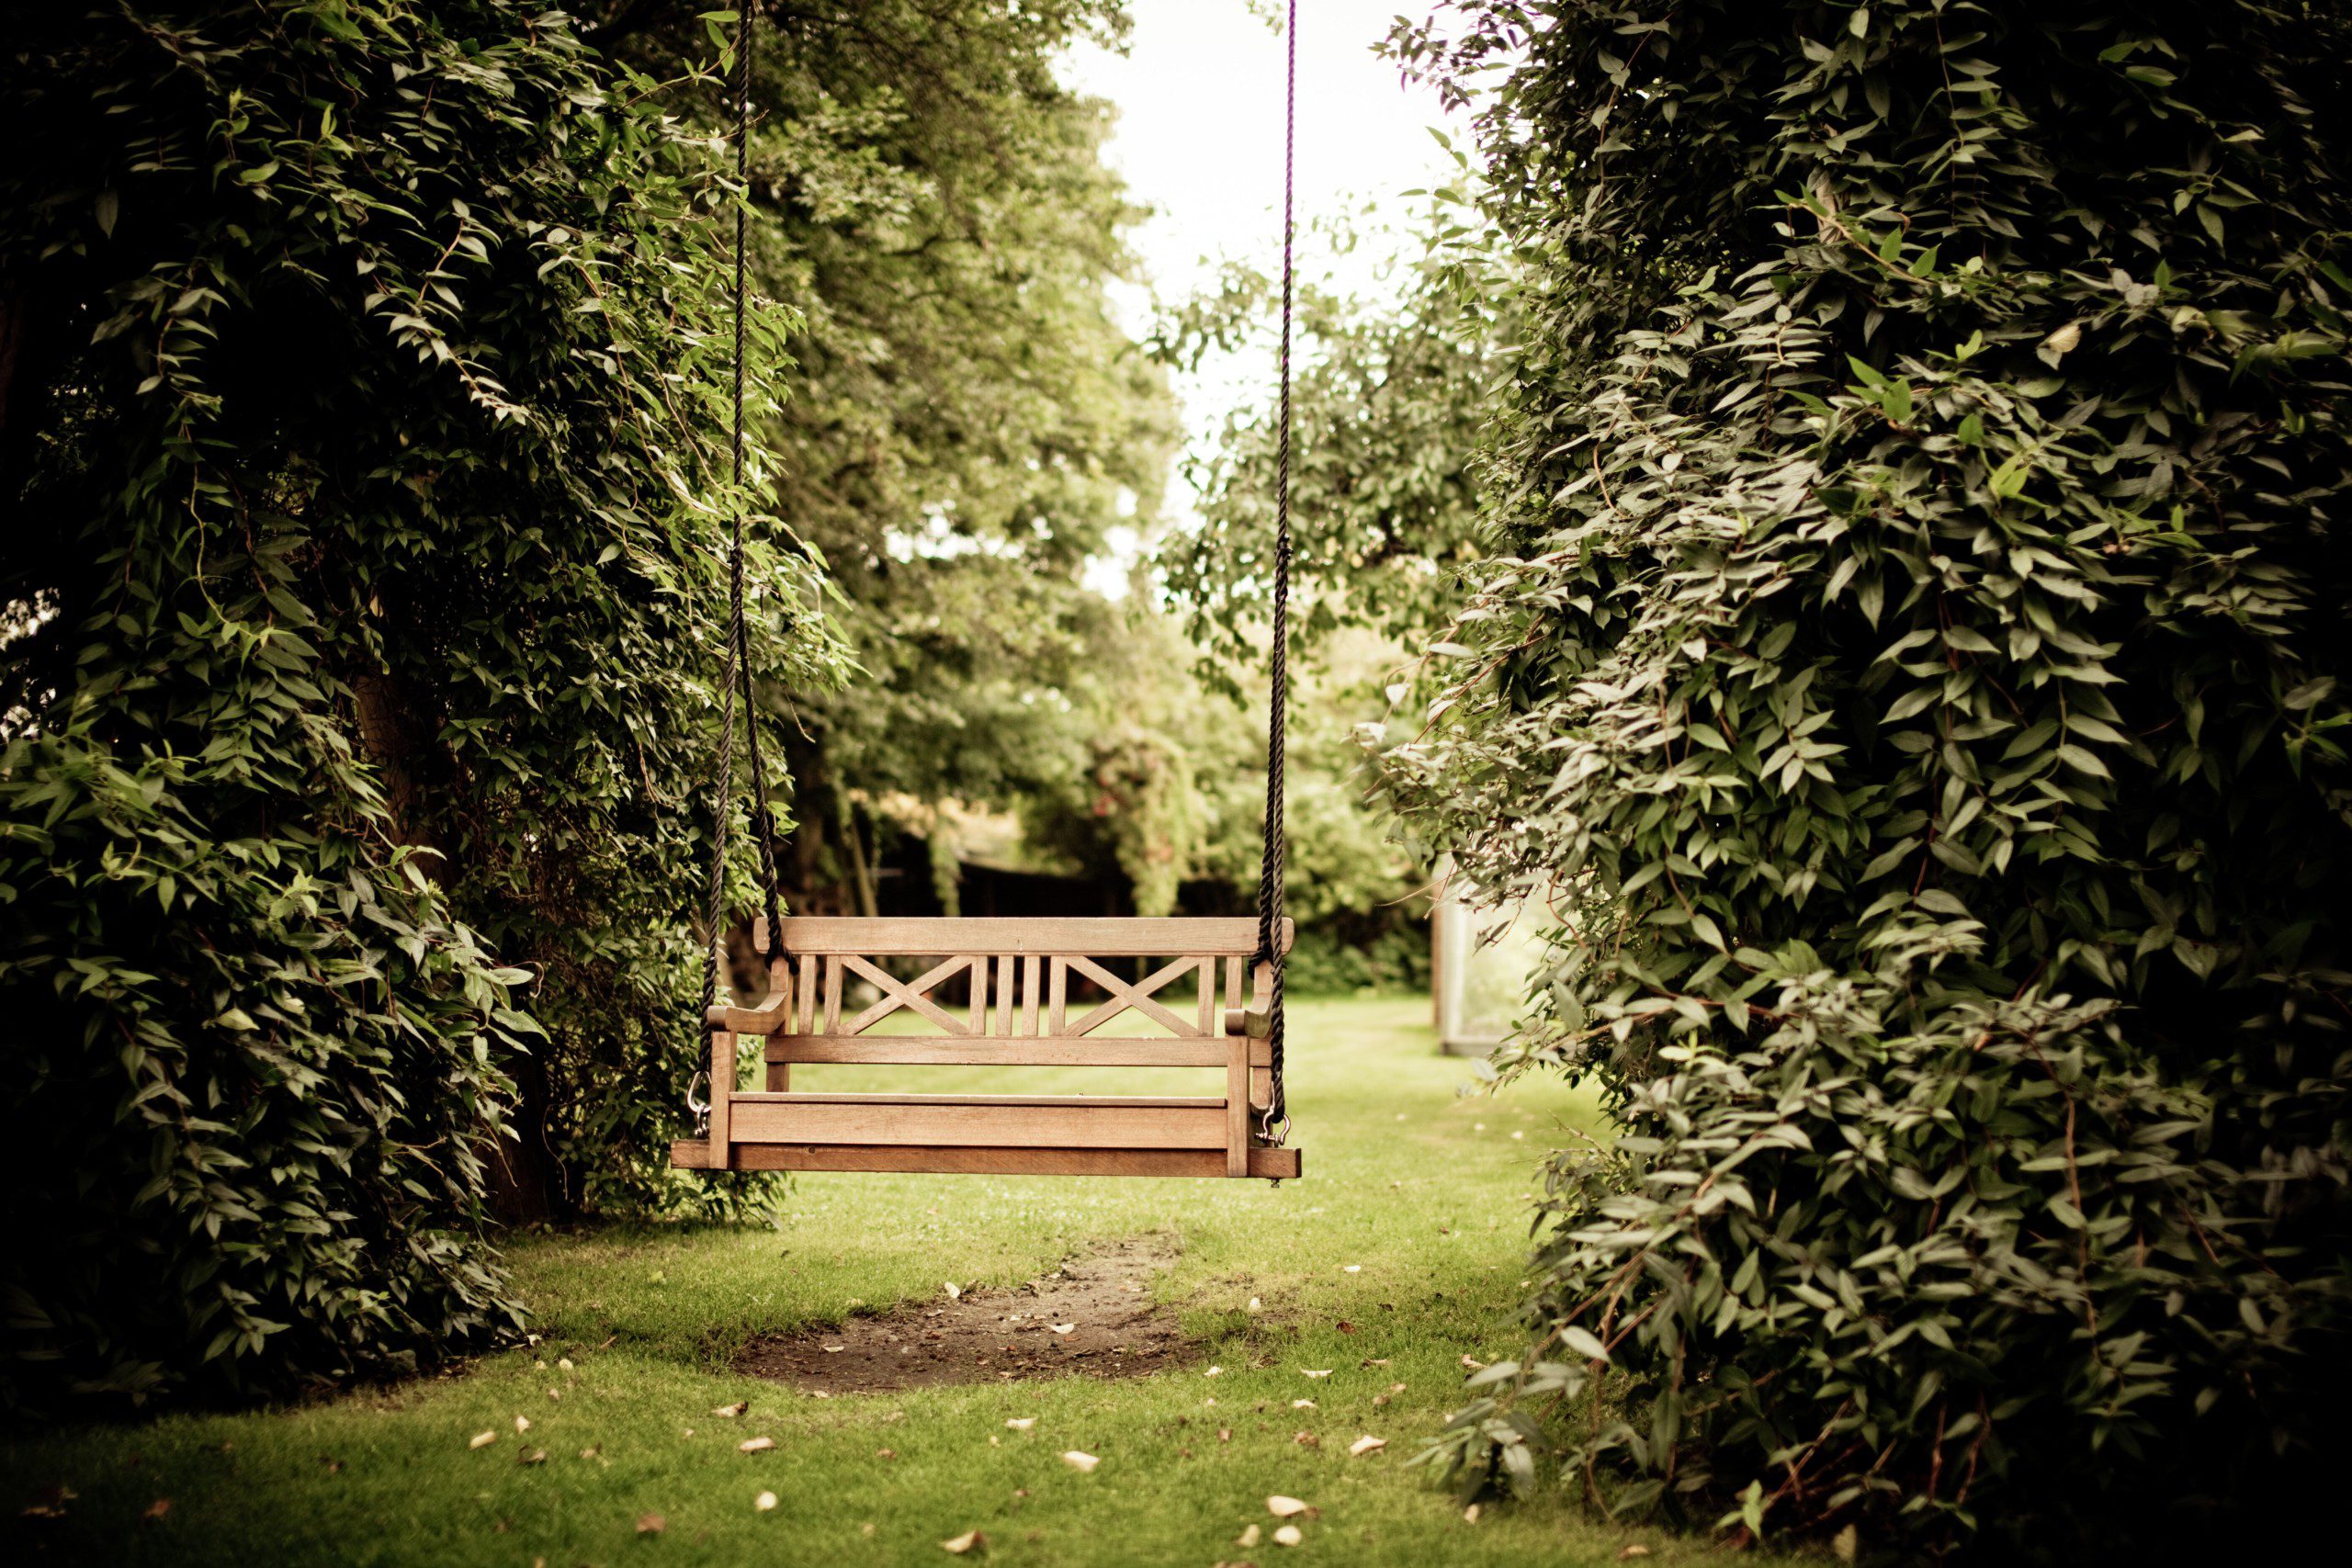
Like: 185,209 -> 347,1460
696,4 -> 772,1071
1253,0 -> 1296,1146
733,6 -> 790,949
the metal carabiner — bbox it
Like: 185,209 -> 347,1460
685,1068 -> 710,1138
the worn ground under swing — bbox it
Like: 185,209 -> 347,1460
3,997 -> 1811,1567
735,1235 -> 1189,1395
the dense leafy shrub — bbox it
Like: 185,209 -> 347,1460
0,1 -> 833,1404
1383,0 -> 2352,1552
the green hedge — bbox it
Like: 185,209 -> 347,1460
1384,0 -> 2352,1553
1,1 -> 832,1406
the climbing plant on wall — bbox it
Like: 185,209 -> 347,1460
1381,0 -> 2352,1553
0,1 -> 838,1403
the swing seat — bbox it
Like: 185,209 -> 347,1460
669,917 -> 1302,1179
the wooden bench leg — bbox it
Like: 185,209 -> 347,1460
1226,1032 -> 1250,1178
708,1028 -> 735,1169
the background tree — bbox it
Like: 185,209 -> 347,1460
1153,200 -> 1508,987
595,0 -> 1184,919
1380,0 -> 2352,1554
0,0 -> 836,1402
1157,195 -> 1506,679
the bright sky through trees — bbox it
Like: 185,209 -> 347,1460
1062,1 -> 1458,586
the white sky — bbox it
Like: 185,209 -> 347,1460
1060,1 -> 1462,588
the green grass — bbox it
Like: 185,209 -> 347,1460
5,995 -> 1798,1566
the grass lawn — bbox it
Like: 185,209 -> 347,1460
6,994 -> 1797,1566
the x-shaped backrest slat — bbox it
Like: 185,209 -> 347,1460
1063,954 -> 1205,1037
841,953 -> 971,1035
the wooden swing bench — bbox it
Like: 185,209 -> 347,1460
669,916 -> 1302,1179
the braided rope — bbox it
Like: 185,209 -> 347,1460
733,6 -> 790,949
696,5 -> 763,1068
1253,0 -> 1297,1145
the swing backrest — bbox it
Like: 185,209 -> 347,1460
674,917 -> 1300,1179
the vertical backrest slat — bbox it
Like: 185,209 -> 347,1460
1021,954 -> 1042,1036
822,956 -> 843,1033
1196,958 -> 1213,1035
1047,957 -> 1068,1034
969,954 -> 989,1035
995,955 -> 1015,1036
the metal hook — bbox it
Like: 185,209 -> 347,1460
685,1068 -> 710,1138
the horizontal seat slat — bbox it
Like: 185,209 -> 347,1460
728,1098 -> 1226,1149
729,1092 -> 1223,1109
763,1035 -> 1274,1068
771,916 -> 1293,957
671,1140 -> 1302,1180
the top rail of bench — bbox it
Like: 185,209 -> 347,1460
773,917 -> 1293,958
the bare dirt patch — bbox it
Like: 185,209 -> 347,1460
733,1234 -> 1191,1395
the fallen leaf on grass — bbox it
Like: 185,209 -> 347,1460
1246,1297 -> 1261,1314
1005,1418 -> 1036,1431
1274,1524 -> 1304,1546
1342,1265 -> 1361,1273
944,1281 -> 962,1301
942,1529 -> 986,1554
1060,1451 -> 1100,1473
1832,1524 -> 1858,1562
1204,1365 -> 1223,1378
712,1401 -> 749,1417
1291,1399 -> 1316,1409
557,1358 -> 574,1372
1461,1355 -> 1485,1370
1048,1324 -> 1075,1336
1464,1504 -> 1482,1524
1619,1547 -> 1653,1561
1266,1495 -> 1310,1517
740,1437 -> 775,1454
1218,1427 -> 1232,1443
1237,1523 -> 1262,1547
1294,1432 -> 1319,1449
876,1449 -> 897,1461
518,1449 -> 548,1466
142,1499 -> 171,1521
1349,1436 -> 1387,1457
1300,1369 -> 1331,1379
636,1513 -> 666,1534
514,1416 -> 532,1434
1336,1321 -> 1356,1335
468,1431 -> 497,1450
821,1345 -> 845,1354
755,1491 -> 777,1512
